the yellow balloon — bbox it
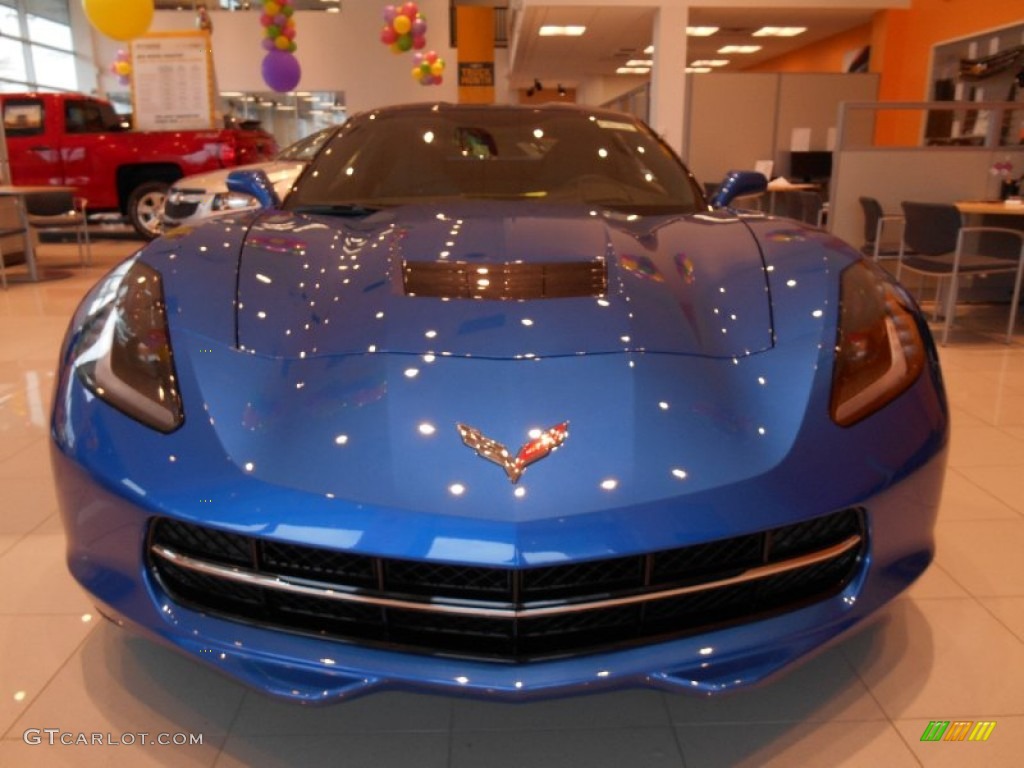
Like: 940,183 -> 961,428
393,14 -> 411,35
82,0 -> 154,41
430,60 -> 444,77
275,35 -> 291,50
115,61 -> 132,76
264,1 -> 281,15
412,66 -> 424,81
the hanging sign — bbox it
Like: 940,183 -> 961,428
131,31 -> 216,131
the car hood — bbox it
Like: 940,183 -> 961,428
235,203 -> 771,359
172,159 -> 305,199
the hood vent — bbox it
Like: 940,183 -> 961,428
403,259 -> 607,300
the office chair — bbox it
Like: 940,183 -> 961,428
898,201 -> 1024,344
858,196 -> 905,260
25,190 -> 92,267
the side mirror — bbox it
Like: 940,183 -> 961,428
710,171 -> 768,208
226,169 -> 281,210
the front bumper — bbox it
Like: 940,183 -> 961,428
52,440 -> 944,703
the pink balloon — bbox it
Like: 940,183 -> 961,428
380,25 -> 397,45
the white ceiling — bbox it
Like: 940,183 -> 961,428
509,5 -> 879,90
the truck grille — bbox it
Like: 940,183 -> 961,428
148,508 -> 865,660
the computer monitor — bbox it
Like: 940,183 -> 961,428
788,151 -> 832,182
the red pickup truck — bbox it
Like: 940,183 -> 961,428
2,92 -> 278,238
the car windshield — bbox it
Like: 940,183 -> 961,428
277,126 -> 336,162
285,106 -> 703,215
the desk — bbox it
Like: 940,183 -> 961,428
0,185 -> 75,282
955,200 -> 1024,216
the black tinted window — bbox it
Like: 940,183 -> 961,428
287,107 -> 701,215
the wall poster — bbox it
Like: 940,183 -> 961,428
131,31 -> 216,132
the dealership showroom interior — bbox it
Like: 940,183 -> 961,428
2,0 -> 1024,765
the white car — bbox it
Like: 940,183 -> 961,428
160,126 -> 338,230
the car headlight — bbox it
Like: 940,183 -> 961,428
72,258 -> 183,432
211,191 -> 259,212
830,260 -> 926,427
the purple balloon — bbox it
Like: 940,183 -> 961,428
412,18 -> 427,36
262,50 -> 301,92
383,5 -> 396,22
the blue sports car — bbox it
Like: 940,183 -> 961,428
51,103 -> 948,703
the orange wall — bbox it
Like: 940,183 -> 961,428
875,0 -> 1023,144
746,0 -> 1024,145
745,24 -> 873,74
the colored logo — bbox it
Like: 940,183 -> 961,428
920,721 -> 996,742
457,422 -> 569,484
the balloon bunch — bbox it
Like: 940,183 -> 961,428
380,3 -> 427,54
110,50 -> 132,86
260,0 -> 297,53
259,1 -> 301,92
82,0 -> 153,41
412,51 -> 445,86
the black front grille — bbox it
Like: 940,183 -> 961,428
403,259 -> 608,300
148,508 -> 865,661
163,200 -> 200,219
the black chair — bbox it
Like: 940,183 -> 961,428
25,190 -> 91,267
898,201 -> 1024,344
858,196 -> 905,259
797,190 -> 827,228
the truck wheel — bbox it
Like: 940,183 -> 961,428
127,181 -> 169,240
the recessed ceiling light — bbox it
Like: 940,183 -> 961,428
616,66 -> 651,75
718,45 -> 762,54
644,44 -> 654,54
752,27 -> 807,37
690,59 -> 730,68
686,67 -> 712,74
625,59 -> 654,67
687,27 -> 719,37
539,25 -> 586,37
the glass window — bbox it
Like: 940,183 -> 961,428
3,97 -> 44,135
0,5 -> 20,37
0,36 -> 27,82
31,45 -> 75,90
65,98 -> 122,133
27,14 -> 71,48
25,0 -> 69,24
0,1 -> 77,93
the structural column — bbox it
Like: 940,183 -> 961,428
456,5 -> 495,104
649,3 -> 689,156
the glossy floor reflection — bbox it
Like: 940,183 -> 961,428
1,241 -> 1022,767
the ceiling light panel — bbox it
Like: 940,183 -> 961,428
539,25 -> 587,37
718,45 -> 762,54
686,27 -> 719,37
752,27 -> 807,37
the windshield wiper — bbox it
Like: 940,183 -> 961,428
293,203 -> 383,217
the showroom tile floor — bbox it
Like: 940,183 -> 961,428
0,239 -> 1022,767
